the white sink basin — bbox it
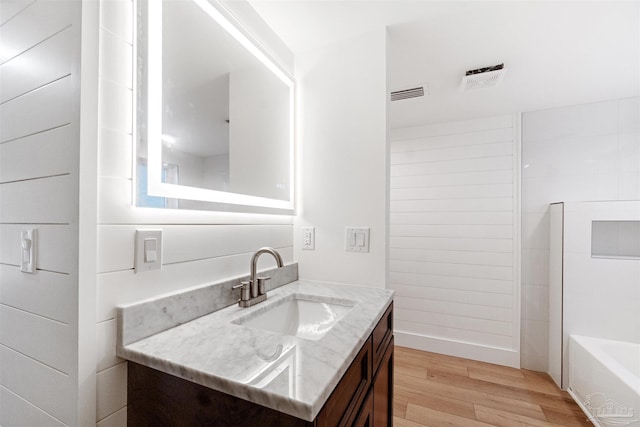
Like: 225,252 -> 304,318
233,294 -> 355,341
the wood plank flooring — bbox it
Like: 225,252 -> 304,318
393,346 -> 592,427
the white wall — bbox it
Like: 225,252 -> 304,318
94,1 -> 294,425
294,28 -> 388,288
390,115 -> 521,367
521,97 -> 640,371
0,0 -> 89,425
561,201 -> 640,386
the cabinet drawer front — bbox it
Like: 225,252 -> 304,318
372,303 -> 393,374
316,337 -> 372,427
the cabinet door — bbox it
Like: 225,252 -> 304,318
372,337 -> 393,427
352,391 -> 373,427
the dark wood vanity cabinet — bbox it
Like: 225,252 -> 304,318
128,302 -> 393,427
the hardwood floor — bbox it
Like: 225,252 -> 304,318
393,346 -> 592,427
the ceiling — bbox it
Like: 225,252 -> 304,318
249,0 -> 640,128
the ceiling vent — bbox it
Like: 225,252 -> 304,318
390,86 -> 426,102
461,63 -> 506,91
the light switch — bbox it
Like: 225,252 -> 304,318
20,229 -> 37,274
144,238 -> 158,262
135,229 -> 162,273
345,227 -> 370,253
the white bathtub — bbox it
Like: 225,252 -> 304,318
569,335 -> 640,427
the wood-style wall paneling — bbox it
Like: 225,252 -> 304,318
0,75 -> 72,143
0,26 -> 72,104
96,362 -> 127,422
97,224 -> 293,273
0,385 -> 66,427
0,346 -> 75,425
0,0 -> 81,425
0,224 -> 75,273
390,115 -> 520,367
0,305 -> 74,373
0,265 -> 73,324
0,175 -> 74,224
0,0 -> 72,65
0,125 -> 74,183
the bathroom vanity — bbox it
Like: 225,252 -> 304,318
117,279 -> 394,426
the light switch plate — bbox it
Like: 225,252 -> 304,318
135,229 -> 162,273
301,226 -> 315,250
345,227 -> 370,253
20,229 -> 37,274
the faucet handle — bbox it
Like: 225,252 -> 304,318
233,281 -> 251,301
256,276 -> 271,295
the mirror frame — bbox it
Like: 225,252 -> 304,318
142,0 -> 295,211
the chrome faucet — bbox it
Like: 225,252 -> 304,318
233,247 -> 284,307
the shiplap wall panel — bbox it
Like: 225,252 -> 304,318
391,211 -> 513,225
0,1 -> 80,424
97,224 -> 293,273
96,407 -> 126,427
390,156 -> 513,177
0,224 -> 75,273
95,362 -> 127,422
391,183 -> 512,200
391,224 -> 513,239
0,345 -> 75,425
395,321 -> 513,349
98,128 -> 132,179
0,125 -> 73,183
390,248 -> 511,266
96,319 -> 121,372
0,305 -> 73,373
0,76 -> 71,143
391,259 -> 512,281
391,169 -> 513,189
391,198 -> 513,212
0,27 -> 72,103
390,236 -> 512,252
98,79 -> 132,133
0,0 -> 34,26
391,141 -> 513,165
391,128 -> 513,153
391,115 -> 519,367
0,386 -> 66,427
0,0 -> 71,64
391,115 -> 514,141
99,29 -> 132,87
395,296 -> 512,322
391,283 -> 512,307
0,265 -> 73,323
0,175 -> 74,224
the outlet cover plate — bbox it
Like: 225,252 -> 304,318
301,226 -> 315,250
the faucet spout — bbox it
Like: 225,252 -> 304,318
250,247 -> 284,297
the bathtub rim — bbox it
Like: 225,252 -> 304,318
569,334 -> 640,400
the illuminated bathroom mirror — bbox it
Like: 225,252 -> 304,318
136,0 -> 295,211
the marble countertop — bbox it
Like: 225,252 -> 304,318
116,280 -> 394,421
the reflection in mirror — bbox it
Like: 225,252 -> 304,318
136,0 -> 295,211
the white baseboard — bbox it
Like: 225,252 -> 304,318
395,330 -> 520,368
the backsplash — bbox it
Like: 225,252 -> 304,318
117,263 -> 298,346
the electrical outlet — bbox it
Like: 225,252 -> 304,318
301,226 -> 315,250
